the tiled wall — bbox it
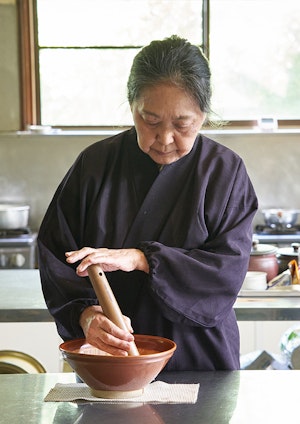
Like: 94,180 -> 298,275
1,130 -> 300,231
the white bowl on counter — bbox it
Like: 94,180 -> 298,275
241,271 -> 267,291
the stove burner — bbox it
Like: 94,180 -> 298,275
255,225 -> 300,235
0,228 -> 37,269
0,228 -> 31,238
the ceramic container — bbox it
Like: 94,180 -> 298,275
60,334 -> 176,398
248,242 -> 279,282
241,271 -> 268,291
277,244 -> 300,274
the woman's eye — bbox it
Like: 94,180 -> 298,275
145,120 -> 159,126
175,124 -> 189,131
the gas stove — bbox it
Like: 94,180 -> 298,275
253,225 -> 300,246
0,228 -> 37,268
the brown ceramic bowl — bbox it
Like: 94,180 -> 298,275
60,334 -> 176,398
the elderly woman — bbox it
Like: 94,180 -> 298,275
38,35 -> 257,371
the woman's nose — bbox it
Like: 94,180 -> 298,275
156,126 -> 174,145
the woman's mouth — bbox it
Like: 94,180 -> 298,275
152,148 -> 173,156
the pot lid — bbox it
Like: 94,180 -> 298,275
251,243 -> 278,256
277,247 -> 299,257
262,208 -> 300,214
0,204 -> 30,211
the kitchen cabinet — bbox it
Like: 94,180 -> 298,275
238,321 -> 296,356
235,295 -> 300,356
0,322 -> 63,372
0,270 -> 62,372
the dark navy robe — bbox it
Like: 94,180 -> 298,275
38,128 -> 258,371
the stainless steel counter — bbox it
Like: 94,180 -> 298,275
0,370 -> 299,423
2,269 -> 300,322
0,270 -> 52,322
234,295 -> 300,320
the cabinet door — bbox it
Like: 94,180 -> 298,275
0,322 -> 62,372
238,321 -> 296,355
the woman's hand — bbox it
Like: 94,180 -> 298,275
65,247 -> 149,276
79,305 -> 135,356
67,248 -> 148,355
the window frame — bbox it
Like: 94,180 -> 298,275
17,0 -> 300,131
18,0 -> 40,129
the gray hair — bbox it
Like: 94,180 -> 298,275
127,35 -> 211,114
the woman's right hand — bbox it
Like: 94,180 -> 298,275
79,305 -> 135,356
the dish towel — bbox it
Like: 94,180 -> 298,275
44,381 -> 199,404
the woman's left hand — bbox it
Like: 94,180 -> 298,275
65,247 -> 149,276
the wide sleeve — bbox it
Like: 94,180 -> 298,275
138,159 -> 258,328
38,240 -> 98,341
37,152 -> 98,341
37,131 -> 135,341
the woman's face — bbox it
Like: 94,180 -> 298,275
131,83 -> 206,165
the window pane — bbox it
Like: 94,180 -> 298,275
209,0 -> 300,121
37,0 -> 203,125
39,49 -> 137,125
38,0 -> 202,46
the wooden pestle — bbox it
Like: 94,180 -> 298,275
87,264 -> 140,356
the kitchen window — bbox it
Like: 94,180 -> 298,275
19,0 -> 300,130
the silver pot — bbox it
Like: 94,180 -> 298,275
262,208 -> 300,228
0,204 -> 30,229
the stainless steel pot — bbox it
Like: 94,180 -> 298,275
0,204 -> 30,229
262,208 -> 300,228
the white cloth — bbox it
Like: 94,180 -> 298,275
44,381 -> 199,404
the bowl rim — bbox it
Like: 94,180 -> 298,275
60,334 -> 177,360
